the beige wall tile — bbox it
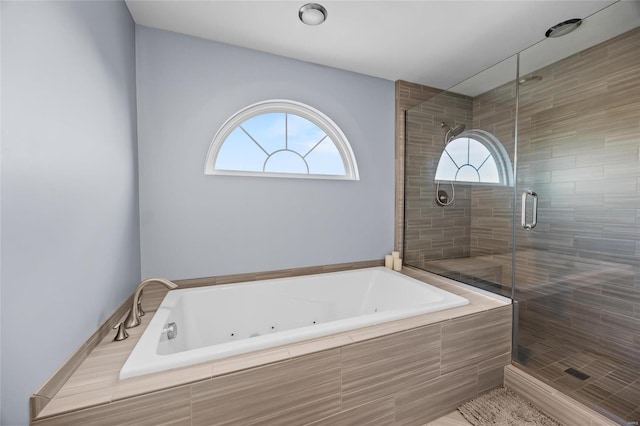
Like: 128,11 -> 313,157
341,325 -> 441,409
211,347 -> 291,377
395,366 -> 478,425
477,352 -> 512,393
441,305 -> 512,374
37,386 -> 114,420
287,334 -> 354,358
395,80 -> 442,254
113,361 -> 213,401
33,386 -> 191,426
191,349 -> 341,425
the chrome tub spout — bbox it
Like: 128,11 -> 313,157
124,278 -> 178,328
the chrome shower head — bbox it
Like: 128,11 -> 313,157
448,124 -> 466,139
443,123 -> 466,143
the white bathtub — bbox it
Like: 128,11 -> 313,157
120,267 -> 469,379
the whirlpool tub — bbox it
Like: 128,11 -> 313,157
120,267 -> 469,379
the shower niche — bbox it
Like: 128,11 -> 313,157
403,4 -> 640,423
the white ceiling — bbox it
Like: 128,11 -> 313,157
125,1 -> 638,92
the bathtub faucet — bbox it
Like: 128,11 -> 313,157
124,278 -> 178,329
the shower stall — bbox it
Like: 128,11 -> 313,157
403,3 -> 640,424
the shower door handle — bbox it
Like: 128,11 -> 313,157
521,190 -> 538,230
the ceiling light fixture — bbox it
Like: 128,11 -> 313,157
299,3 -> 327,26
545,18 -> 582,38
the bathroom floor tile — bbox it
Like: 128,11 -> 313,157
599,394 -> 640,419
628,409 -> 640,423
575,383 -> 611,402
517,327 -> 640,424
592,374 -> 632,394
426,410 -> 472,426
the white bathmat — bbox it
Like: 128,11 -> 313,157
457,387 -> 562,426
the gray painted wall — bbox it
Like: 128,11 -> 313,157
1,2 -> 140,425
136,27 -> 395,279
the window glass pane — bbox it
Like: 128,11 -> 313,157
305,138 -> 345,175
240,113 -> 286,154
478,157 -> 500,183
444,138 -> 469,166
264,150 -> 308,174
215,127 -> 267,172
207,100 -> 358,179
468,140 -> 491,167
456,165 -> 480,182
435,155 -> 458,181
287,114 -> 327,156
429,130 -> 514,185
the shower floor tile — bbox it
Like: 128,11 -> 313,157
517,326 -> 640,424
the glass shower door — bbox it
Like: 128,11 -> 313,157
513,6 -> 640,422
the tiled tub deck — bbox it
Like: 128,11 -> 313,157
31,265 -> 511,426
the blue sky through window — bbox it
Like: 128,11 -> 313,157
214,112 -> 346,176
435,137 -> 500,183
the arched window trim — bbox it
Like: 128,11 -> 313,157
435,129 -> 513,186
204,100 -> 359,180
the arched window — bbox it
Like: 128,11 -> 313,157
204,100 -> 359,180
435,129 -> 513,186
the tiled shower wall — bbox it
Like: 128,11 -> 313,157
469,82 -> 516,279
403,27 -> 640,370
403,78 -> 516,289
395,81 -> 441,253
404,92 -> 474,266
511,27 -> 640,368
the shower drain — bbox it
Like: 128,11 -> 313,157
564,367 -> 590,380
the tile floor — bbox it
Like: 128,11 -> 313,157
427,410 -> 472,426
517,323 -> 640,424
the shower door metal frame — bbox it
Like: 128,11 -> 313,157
510,53 -> 520,359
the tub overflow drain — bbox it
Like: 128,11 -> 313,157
162,322 -> 178,340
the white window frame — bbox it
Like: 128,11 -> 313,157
204,100 -> 359,180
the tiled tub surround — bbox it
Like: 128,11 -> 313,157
31,266 -> 511,425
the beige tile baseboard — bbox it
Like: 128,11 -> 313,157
504,364 -> 625,426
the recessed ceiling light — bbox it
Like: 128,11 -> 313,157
545,18 -> 583,38
299,3 -> 327,26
